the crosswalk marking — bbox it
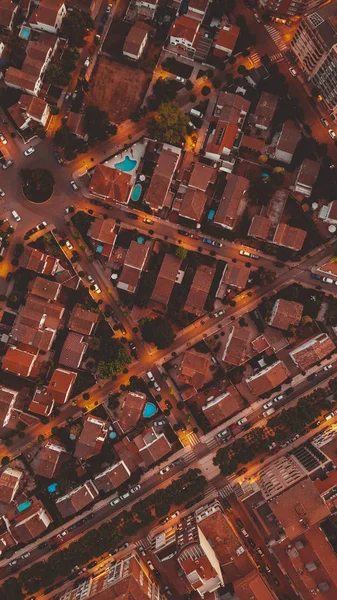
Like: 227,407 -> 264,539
270,52 -> 285,63
264,25 -> 287,52
250,51 -> 260,66
135,534 -> 152,548
188,432 -> 201,447
219,484 -> 234,498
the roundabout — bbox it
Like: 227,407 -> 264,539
20,167 -> 55,203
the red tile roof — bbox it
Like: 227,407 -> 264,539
55,481 -> 99,517
184,264 -> 215,315
222,325 -> 248,366
46,368 -> 77,404
202,386 -> 243,427
31,0 -> 65,27
250,91 -> 278,129
246,360 -> 290,395
206,119 -> 238,157
215,174 -> 249,230
0,0 -> 17,28
273,223 -> 306,251
214,23 -> 240,54
295,158 -> 320,191
0,468 -> 22,504
215,92 -> 251,122
115,391 -> 147,434
290,333 -> 335,371
31,276 -> 61,301
20,94 -> 49,121
234,571 -> 276,600
248,215 -> 271,240
269,478 -> 330,540
169,15 -> 199,44
178,349 -> 211,390
12,500 -> 53,543
189,162 -> 216,191
275,120 -> 301,158
74,415 -> 108,460
0,386 -> 17,428
144,148 -> 179,211
117,241 -> 150,293
68,306 -> 99,336
2,346 -> 37,377
59,332 -> 87,369
134,429 -> 171,467
19,247 -> 59,274
89,165 -> 132,203
90,218 -> 116,246
269,298 -> 303,331
180,188 -> 207,221
123,21 -> 149,58
223,263 -> 250,289
151,253 -> 181,306
29,388 -> 54,416
94,460 -> 131,493
33,441 -> 66,478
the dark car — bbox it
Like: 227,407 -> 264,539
178,421 -> 186,431
38,541 -> 49,549
222,498 -> 231,509
126,212 -> 138,220
97,24 -> 104,34
165,400 -> 173,410
178,229 -> 189,236
247,537 -> 256,549
273,577 -> 280,586
87,560 -> 97,569
236,518 -> 244,528
237,467 -> 247,476
101,12 -> 108,23
26,227 -> 38,237
273,261 -> 285,268
172,458 -> 183,466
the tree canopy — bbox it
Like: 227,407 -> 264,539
141,316 -> 175,349
97,338 -> 131,379
84,105 -> 112,142
61,9 -> 93,47
147,102 -> 189,146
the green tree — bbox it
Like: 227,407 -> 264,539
84,105 -> 111,142
98,339 -> 131,379
61,9 -> 93,47
201,85 -> 211,96
54,125 -> 71,148
141,316 -> 175,349
147,102 -> 189,145
175,246 -> 187,260
45,63 -> 71,87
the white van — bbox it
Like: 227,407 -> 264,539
147,371 -> 155,381
11,210 -> 21,222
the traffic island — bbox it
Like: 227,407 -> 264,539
20,168 -> 54,203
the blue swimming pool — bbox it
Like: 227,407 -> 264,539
48,483 -> 57,493
132,183 -> 142,201
20,26 -> 31,40
143,402 -> 157,418
137,236 -> 145,244
115,155 -> 137,172
17,501 -> 32,512
109,431 -> 117,440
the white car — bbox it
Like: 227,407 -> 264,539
324,364 -> 333,370
159,465 -> 170,475
9,560 -> 17,566
176,76 -> 185,83
325,412 -> 334,421
3,160 -> 13,169
130,484 -> 141,494
70,180 -> 79,190
323,277 -> 333,284
88,275 -> 94,284
37,221 -> 47,229
253,12 -> 261,22
21,553 -> 31,559
65,206 -> 73,214
169,510 -> 180,520
153,380 -> 161,392
24,146 -> 35,156
106,4 -> 111,12
0,188 -> 4,196
147,560 -> 154,570
147,371 -> 155,381
84,57 -> 91,67
11,210 -> 21,222
274,394 -> 284,402
65,239 -> 73,249
263,401 -> 273,410
65,92 -> 71,100
289,67 -> 297,77
119,491 -> 130,500
321,118 -> 329,128
110,497 -> 121,506
237,417 -> 248,426
93,284 -> 102,294
214,310 -> 224,317
0,133 -> 7,144
329,129 -> 337,140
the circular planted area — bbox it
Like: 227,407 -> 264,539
21,168 -> 54,203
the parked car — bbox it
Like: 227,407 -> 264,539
311,272 -> 322,280
212,240 -> 222,247
70,180 -> 79,190
153,419 -> 166,427
37,221 -> 47,229
323,277 -> 334,284
159,465 -> 170,474
65,206 -> 73,213
172,458 -> 183,466
143,218 -> 154,224
237,467 -> 247,476
88,274 -> 94,284
237,417 -> 248,426
84,57 -> 91,67
239,250 -> 259,259
0,188 -> 4,196
130,484 -> 141,494
153,380 -> 161,391
324,364 -> 333,370
147,560 -> 154,570
3,160 -> 13,169
147,371 -> 155,381
321,118 -> 329,128
256,547 -> 264,557
110,497 -> 121,506
178,229 -> 189,236
216,428 -> 229,439
329,129 -> 337,140
138,545 -> 146,557
175,76 -> 185,83
0,132 -> 7,144
263,401 -> 274,410
119,491 -> 130,500
24,146 -> 35,156
126,212 -> 138,220
289,67 -> 297,77
11,210 -> 21,222
93,284 -> 101,294
214,310 -> 224,317
65,240 -> 73,249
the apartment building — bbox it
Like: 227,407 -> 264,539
258,0 -> 324,18
291,2 -> 337,116
58,550 -> 167,599
177,504 -> 224,597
